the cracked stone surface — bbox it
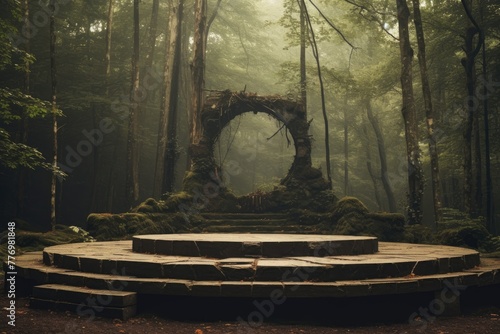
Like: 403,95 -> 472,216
8,251 -> 500,298
40,236 -> 480,282
132,233 -> 379,258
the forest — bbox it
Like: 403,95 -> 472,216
1,0 -> 499,241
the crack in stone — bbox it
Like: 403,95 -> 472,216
193,241 -> 201,257
213,262 -> 227,279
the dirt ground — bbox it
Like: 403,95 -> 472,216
1,293 -> 500,334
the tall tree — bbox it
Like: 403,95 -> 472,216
299,0 -> 307,114
480,2 -> 494,234
16,0 -> 31,217
105,0 -> 114,95
461,0 -> 483,217
396,0 -> 424,224
126,0 -> 141,207
362,120 -> 383,210
303,2 -> 332,188
412,0 -> 442,223
49,0 -> 58,230
102,0 -> 115,212
154,0 -> 184,197
144,0 -> 160,71
190,0 -> 208,147
366,98 -> 397,212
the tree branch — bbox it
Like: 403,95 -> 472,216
461,0 -> 484,59
308,0 -> 357,49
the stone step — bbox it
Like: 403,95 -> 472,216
133,233 -> 374,257
42,240 -> 480,282
30,284 -> 137,320
201,225 -> 310,233
200,219 -> 292,227
202,213 -> 289,220
11,252 -> 500,299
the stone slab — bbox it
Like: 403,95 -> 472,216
30,298 -> 136,320
132,233 -> 379,257
42,239 -> 480,281
32,284 -> 137,307
10,252 -> 500,299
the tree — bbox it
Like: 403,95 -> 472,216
16,0 -> 31,217
154,0 -> 184,197
303,2 -> 332,188
299,0 -> 307,114
396,0 -> 424,224
190,0 -> 208,147
412,0 -> 442,223
126,0 -> 141,207
366,98 -> 397,212
49,0 -> 58,230
0,0 -> 59,175
480,2 -> 494,234
461,0 -> 483,217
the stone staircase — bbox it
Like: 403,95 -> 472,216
30,284 -> 137,320
200,213 -> 313,233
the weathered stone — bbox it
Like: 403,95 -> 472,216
133,234 -> 379,258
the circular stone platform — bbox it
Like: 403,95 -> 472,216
132,233 -> 378,258
8,233 -> 500,322
40,236 -> 480,282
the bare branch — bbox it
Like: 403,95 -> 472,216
308,0 -> 357,49
344,0 -> 399,41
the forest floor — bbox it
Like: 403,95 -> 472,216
1,293 -> 500,334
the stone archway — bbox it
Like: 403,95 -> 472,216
185,90 -> 329,194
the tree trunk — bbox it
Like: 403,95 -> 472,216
396,0 -> 424,224
362,121 -> 383,210
303,2 -> 332,188
366,99 -> 397,212
299,0 -> 307,115
105,0 -> 114,95
461,0 -> 483,217
17,0 -> 30,218
190,0 -> 207,147
102,0 -> 114,211
412,0 -> 442,223
49,0 -> 58,230
480,4 -> 495,234
144,0 -> 160,71
154,0 -> 184,197
126,0 -> 141,208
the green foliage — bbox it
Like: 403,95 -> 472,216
0,225 -> 89,259
436,218 -> 490,250
330,197 -> 405,241
0,1 -> 62,176
86,212 -> 194,241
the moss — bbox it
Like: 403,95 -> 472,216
87,213 -> 128,241
0,225 -> 88,257
482,251 -> 500,258
133,198 -> 162,213
403,224 -> 435,244
331,197 -> 369,222
330,197 -> 405,241
435,218 -> 491,250
86,212 -> 195,241
364,212 -> 406,242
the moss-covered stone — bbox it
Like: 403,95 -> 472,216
330,197 -> 405,241
133,198 -> 162,213
403,224 -> 435,244
0,225 -> 89,258
86,212 -> 196,241
331,197 -> 369,222
436,218 -> 491,250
